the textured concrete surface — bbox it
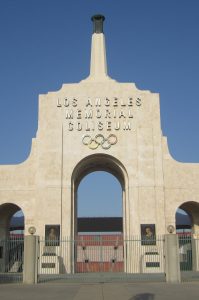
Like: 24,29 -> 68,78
1,282 -> 199,300
1,18 -> 199,244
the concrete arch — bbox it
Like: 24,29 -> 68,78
0,203 -> 24,239
72,153 -> 128,188
71,153 -> 129,238
177,201 -> 199,233
175,201 -> 199,234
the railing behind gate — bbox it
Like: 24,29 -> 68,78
125,236 -> 165,274
179,234 -> 199,282
178,234 -> 192,271
75,235 -> 124,273
38,235 -> 165,282
0,237 -> 24,283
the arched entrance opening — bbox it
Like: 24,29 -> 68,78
175,202 -> 199,234
175,201 -> 199,271
10,210 -> 24,237
0,203 -> 24,239
0,203 -> 24,273
77,171 -> 123,234
72,154 -> 128,273
176,208 -> 192,234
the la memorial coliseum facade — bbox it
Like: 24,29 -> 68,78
0,15 -> 199,243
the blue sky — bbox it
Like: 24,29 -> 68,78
1,1 -> 199,217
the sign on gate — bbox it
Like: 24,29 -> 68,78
75,235 -> 124,273
38,235 -> 166,283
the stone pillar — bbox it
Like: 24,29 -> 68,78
165,234 -> 181,283
23,235 -> 39,284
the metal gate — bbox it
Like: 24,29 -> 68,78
178,234 -> 192,271
0,237 -> 24,283
75,235 -> 124,273
38,235 -> 165,283
179,234 -> 199,282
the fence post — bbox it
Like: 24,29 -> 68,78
165,234 -> 181,283
23,235 -> 39,284
191,236 -> 197,271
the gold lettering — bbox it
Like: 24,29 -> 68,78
77,110 -> 82,119
57,98 -> 62,107
77,122 -> 82,131
68,122 -> 73,131
65,110 -> 73,119
114,122 -> 120,130
136,97 -> 142,106
64,98 -> 69,107
95,98 -> 101,107
72,98 -> 78,107
105,109 -> 111,118
121,99 -> 126,106
107,121 -> 111,131
85,122 -> 90,131
128,109 -> 133,118
119,110 -> 126,118
85,109 -> 93,119
123,122 -> 131,130
113,97 -> 118,107
128,97 -> 133,106
105,97 -> 110,106
98,121 -> 103,131
91,121 -> 95,131
96,109 -> 102,118
86,98 -> 93,107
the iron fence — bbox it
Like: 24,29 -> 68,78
178,234 -> 192,271
179,234 -> 199,282
0,237 -> 24,283
4,234 -> 199,284
38,235 -> 165,282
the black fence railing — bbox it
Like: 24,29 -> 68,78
0,237 -> 24,283
38,235 -> 165,282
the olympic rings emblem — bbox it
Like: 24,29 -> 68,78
82,134 -> 117,150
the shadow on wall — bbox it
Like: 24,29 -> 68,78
129,293 -> 154,300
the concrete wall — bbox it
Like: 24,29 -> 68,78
0,29 -> 199,241
0,79 -> 198,239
